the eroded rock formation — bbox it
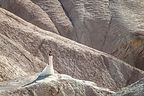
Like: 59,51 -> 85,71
0,0 -> 58,34
1,0 -> 144,70
0,0 -> 144,95
0,33 -> 47,82
31,0 -> 73,37
104,0 -> 144,70
113,77 -> 144,96
0,8 -> 143,91
0,74 -> 114,96
31,0 -> 144,70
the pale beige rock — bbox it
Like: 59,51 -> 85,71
102,0 -> 144,70
56,0 -> 111,50
113,77 -> 144,96
0,33 -> 47,82
2,0 -> 144,70
0,8 -> 143,91
0,74 -> 114,96
49,0 -> 144,70
0,55 -> 27,82
31,0 -> 73,37
0,0 -> 59,34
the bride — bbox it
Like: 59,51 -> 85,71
39,51 -> 54,76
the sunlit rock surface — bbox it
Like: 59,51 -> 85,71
0,8 -> 143,91
32,0 -> 144,70
0,0 -> 58,34
0,74 -> 114,96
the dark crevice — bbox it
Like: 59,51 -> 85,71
58,0 -> 74,26
21,52 -> 32,63
27,89 -> 35,96
3,32 -> 10,38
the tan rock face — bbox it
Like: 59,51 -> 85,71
113,77 -> 144,96
59,0 -> 111,49
0,0 -> 59,34
31,0 -> 144,70
0,74 -> 114,96
1,0 -> 144,70
0,32 -> 47,82
103,0 -> 144,70
0,55 -> 27,82
112,39 -> 144,70
31,0 -> 73,38
32,0 -> 111,49
0,8 -> 143,91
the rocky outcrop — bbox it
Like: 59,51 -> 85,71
0,0 -> 58,34
58,0 -> 111,49
1,0 -> 144,70
113,77 -> 144,96
0,55 -> 27,82
31,0 -> 144,70
0,31 -> 47,82
59,0 -> 144,70
0,8 -> 143,91
31,0 -> 73,37
104,0 -> 144,70
0,74 -> 114,96
112,39 -> 144,70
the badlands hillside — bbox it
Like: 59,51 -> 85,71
0,0 -> 144,96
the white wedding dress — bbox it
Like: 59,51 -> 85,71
39,56 -> 54,76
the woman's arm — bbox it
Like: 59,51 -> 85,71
48,55 -> 49,65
